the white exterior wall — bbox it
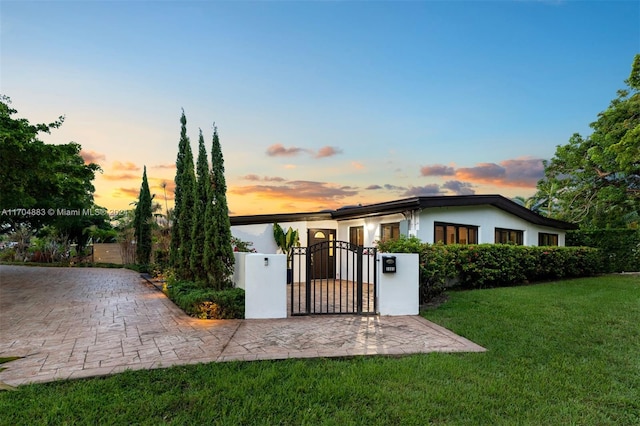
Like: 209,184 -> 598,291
231,206 -> 566,251
377,253 -> 419,315
336,214 -> 407,246
233,252 -> 247,289
232,223 -> 280,254
416,206 -> 566,246
242,253 -> 287,319
232,220 -> 339,254
335,215 -> 406,281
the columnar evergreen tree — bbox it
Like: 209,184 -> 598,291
190,129 -> 210,283
177,134 -> 197,280
203,124 -> 235,290
169,111 -> 189,269
134,166 -> 153,265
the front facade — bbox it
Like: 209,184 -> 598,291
230,195 -> 575,253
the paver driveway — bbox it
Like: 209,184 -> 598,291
0,265 -> 484,386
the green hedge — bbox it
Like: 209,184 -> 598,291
567,229 -> 640,273
378,236 -> 601,303
165,280 -> 245,319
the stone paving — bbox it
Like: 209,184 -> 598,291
0,265 -> 485,387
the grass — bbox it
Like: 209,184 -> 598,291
0,275 -> 638,425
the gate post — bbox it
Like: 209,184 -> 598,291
305,248 -> 312,314
377,253 -> 419,315
243,254 -> 287,319
356,245 -> 363,314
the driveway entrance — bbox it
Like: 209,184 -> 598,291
0,265 -> 485,387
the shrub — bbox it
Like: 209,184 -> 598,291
231,236 -> 257,253
567,229 -> 640,272
166,280 -> 245,319
0,248 -> 16,262
378,236 -> 602,300
378,236 -> 453,303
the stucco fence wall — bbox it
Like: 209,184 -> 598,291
234,252 -> 418,319
93,243 -> 123,264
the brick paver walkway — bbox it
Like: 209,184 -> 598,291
0,265 -> 484,386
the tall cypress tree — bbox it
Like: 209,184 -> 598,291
134,166 -> 153,265
203,124 -> 235,290
190,129 -> 210,283
177,130 -> 197,281
169,111 -> 188,269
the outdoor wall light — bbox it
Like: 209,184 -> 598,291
264,257 -> 269,266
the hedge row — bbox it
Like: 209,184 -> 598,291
165,280 -> 245,319
377,236 -> 601,303
567,228 -> 640,273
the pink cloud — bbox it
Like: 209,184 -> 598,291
266,143 -> 308,157
112,161 -> 140,171
152,163 -> 177,170
455,163 -> 507,182
80,149 -> 106,165
403,184 -> 444,197
241,174 -> 286,182
230,180 -> 358,203
420,164 -> 455,176
315,146 -> 343,158
442,180 -> 476,195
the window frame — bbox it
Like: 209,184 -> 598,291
434,222 -> 478,245
495,227 -> 524,245
538,232 -> 559,246
349,226 -> 364,247
380,222 -> 400,243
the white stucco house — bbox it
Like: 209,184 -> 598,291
230,195 -> 576,253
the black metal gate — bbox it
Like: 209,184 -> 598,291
290,241 -> 377,315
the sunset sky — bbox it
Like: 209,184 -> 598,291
2,1 -> 638,216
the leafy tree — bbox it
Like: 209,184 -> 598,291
134,166 -> 153,265
190,130 -> 210,282
0,95 -> 108,246
535,55 -> 640,228
203,125 -> 235,290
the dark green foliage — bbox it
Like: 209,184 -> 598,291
376,236 -> 449,301
0,96 -> 109,247
175,115 -> 197,281
166,280 -> 244,319
230,236 -> 257,253
567,228 -> 640,272
169,111 -> 188,270
273,223 -> 300,272
378,236 -> 601,301
134,166 -> 153,266
203,125 -> 234,290
535,55 -> 640,228
190,130 -> 210,282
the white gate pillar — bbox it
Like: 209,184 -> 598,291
377,253 -> 419,315
234,253 -> 287,319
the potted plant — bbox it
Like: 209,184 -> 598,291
273,223 -> 300,284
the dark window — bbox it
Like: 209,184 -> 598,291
380,223 -> 400,243
434,222 -> 478,245
538,233 -> 558,246
350,226 -> 364,247
495,228 -> 524,245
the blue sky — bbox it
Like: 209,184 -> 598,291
2,0 -> 639,214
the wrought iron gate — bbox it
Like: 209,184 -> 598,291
290,241 -> 377,315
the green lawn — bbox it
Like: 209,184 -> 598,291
1,275 -> 639,425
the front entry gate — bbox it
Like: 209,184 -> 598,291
290,241 -> 377,315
